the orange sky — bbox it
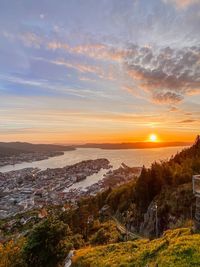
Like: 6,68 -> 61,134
0,128 -> 197,144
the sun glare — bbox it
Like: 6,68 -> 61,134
149,134 -> 157,142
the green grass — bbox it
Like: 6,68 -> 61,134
72,228 -> 200,267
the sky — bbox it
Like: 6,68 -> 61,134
0,0 -> 200,144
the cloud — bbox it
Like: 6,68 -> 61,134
163,0 -> 199,9
2,30 -> 127,63
125,45 -> 200,104
20,32 -> 43,48
78,76 -> 96,82
169,106 -> 179,112
47,41 -> 69,50
122,85 -> 146,100
71,44 -> 127,62
2,28 -> 200,107
0,72 -> 115,100
152,92 -> 183,104
47,41 -> 127,62
0,73 -> 87,97
51,59 -> 103,75
2,31 -> 43,49
33,56 -> 116,81
35,41 -> 200,104
178,119 -> 196,123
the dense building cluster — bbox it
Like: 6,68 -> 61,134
0,159 -> 111,218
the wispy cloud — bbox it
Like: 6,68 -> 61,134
47,41 -> 127,62
178,119 -> 197,123
122,85 -> 147,100
169,106 -> 179,112
1,31 -> 43,48
163,0 -> 199,9
19,32 -> 43,48
33,57 -> 116,81
47,41 -> 70,50
0,73 -> 114,99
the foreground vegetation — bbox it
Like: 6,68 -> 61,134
72,228 -> 200,267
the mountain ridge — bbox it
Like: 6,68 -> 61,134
77,141 -> 191,149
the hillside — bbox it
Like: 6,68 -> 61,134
0,142 -> 74,153
0,142 -> 75,166
0,146 -> 27,157
72,228 -> 200,267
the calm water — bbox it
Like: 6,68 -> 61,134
0,146 -> 186,173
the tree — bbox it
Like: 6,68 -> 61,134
90,228 -> 110,245
23,217 -> 72,267
134,166 -> 151,212
0,238 -> 26,267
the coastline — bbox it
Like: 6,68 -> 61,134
0,149 -> 76,168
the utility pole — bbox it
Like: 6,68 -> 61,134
191,204 -> 193,220
155,203 -> 158,238
151,203 -> 159,238
126,211 -> 130,241
86,215 -> 94,240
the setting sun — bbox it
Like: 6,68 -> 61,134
149,134 -> 157,142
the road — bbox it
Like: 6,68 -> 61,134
111,216 -> 142,240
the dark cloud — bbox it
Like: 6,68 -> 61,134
125,45 -> 200,104
152,92 -> 183,104
178,119 -> 196,123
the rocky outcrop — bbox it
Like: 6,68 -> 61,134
139,183 -> 195,238
139,200 -> 158,238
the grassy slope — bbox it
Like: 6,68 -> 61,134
72,228 -> 200,267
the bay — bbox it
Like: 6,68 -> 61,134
0,146 -> 186,173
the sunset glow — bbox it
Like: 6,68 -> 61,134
0,1 -> 199,144
149,134 -> 158,142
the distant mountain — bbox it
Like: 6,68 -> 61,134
0,142 -> 75,158
77,141 -> 191,150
